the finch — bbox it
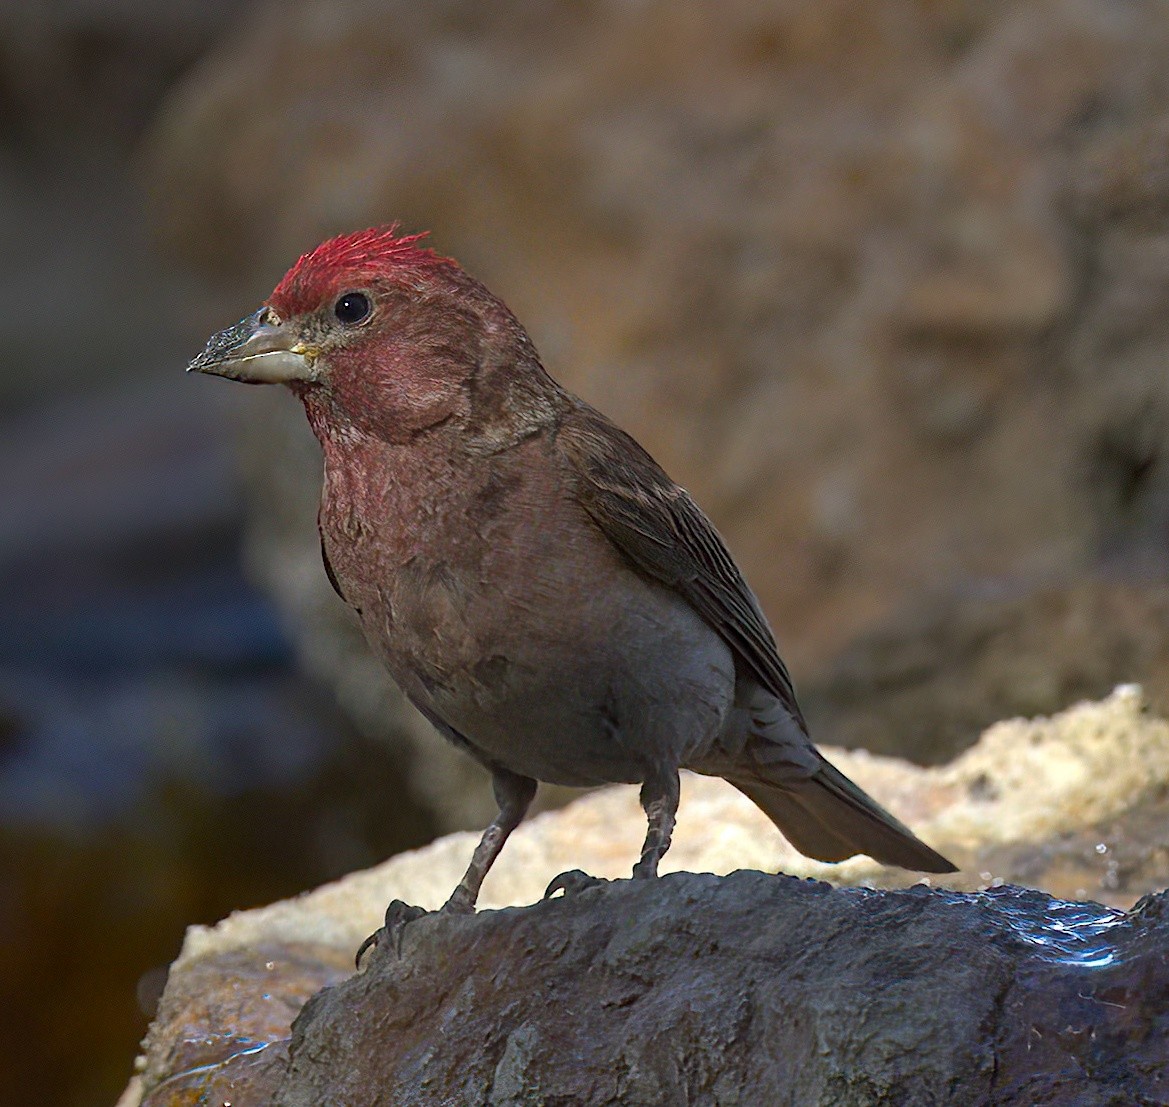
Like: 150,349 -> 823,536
190,226 -> 955,914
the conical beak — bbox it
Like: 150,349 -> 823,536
187,309 -> 316,385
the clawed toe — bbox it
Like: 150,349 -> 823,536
544,869 -> 606,900
355,898 -> 429,967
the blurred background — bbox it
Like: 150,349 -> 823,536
7,1 -> 1169,1103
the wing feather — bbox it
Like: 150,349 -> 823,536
557,404 -> 805,730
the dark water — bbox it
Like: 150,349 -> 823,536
0,382 -> 435,1107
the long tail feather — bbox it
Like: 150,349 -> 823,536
731,754 -> 956,874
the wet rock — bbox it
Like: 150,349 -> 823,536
135,944 -> 350,1107
289,878 -> 1168,1106
144,876 -> 1169,1106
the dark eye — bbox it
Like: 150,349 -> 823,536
334,291 -> 372,325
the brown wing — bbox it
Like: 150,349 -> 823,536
556,403 -> 807,731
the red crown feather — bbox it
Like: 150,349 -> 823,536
268,224 -> 451,317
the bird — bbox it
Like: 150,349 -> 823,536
190,225 -> 956,923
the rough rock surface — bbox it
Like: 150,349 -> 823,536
136,876 -> 1169,1106
121,690 -> 1169,1104
147,0 -> 1169,824
292,877 -> 1169,1106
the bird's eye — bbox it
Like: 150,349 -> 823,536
334,291 -> 372,326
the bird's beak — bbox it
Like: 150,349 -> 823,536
187,309 -> 317,385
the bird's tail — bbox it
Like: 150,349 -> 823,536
730,753 -> 956,874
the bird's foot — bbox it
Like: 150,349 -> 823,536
544,869 -> 607,900
354,898 -> 429,968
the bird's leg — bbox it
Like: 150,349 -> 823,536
632,768 -> 680,879
356,769 -> 535,966
443,767 -> 537,914
546,770 -> 682,898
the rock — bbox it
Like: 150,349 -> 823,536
146,0 -> 1169,809
803,577 -> 1169,765
135,943 -> 351,1107
286,877 -> 1169,1106
120,689 -> 1169,1103
135,876 -> 1169,1106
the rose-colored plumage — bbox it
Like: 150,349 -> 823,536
191,226 -> 955,935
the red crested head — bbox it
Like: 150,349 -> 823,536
192,222 -> 561,449
268,224 -> 452,320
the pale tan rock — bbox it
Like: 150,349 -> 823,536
115,1076 -> 143,1107
177,685 -> 1168,969
933,683 -> 1169,847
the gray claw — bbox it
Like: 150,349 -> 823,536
544,869 -> 606,899
355,898 -> 429,967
